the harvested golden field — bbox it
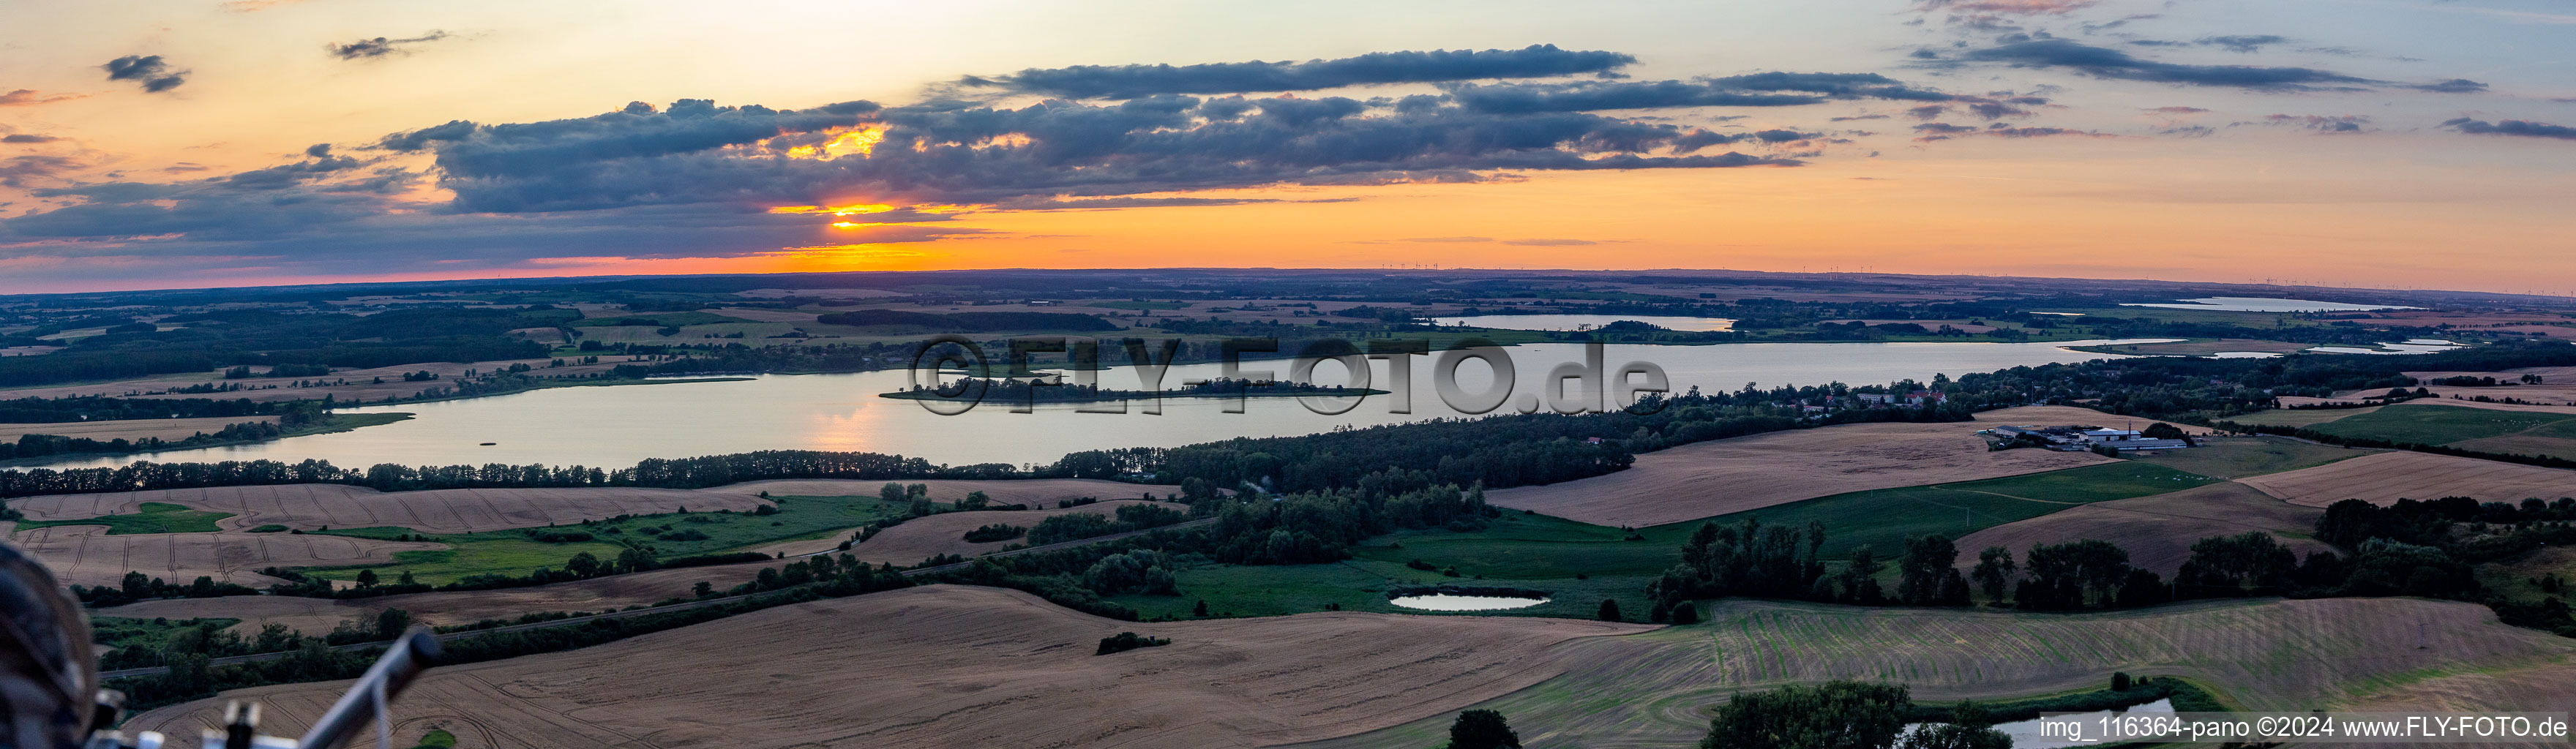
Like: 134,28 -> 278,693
1486,406 -> 2116,527
1310,597 -> 2576,749
1949,482 -> 2329,575
836,500 -> 1188,564
9,483 -> 764,534
7,526 -> 442,587
127,585 -> 1652,749
2238,451 -> 2576,507
722,478 -> 1178,506
0,415 -> 278,443
97,558 -> 778,636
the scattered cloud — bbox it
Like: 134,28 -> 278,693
102,55 -> 187,93
1950,39 -> 2476,92
326,31 -> 454,60
2,134 -> 62,143
0,154 -> 85,188
964,45 -> 1636,99
2442,117 -> 2576,140
1445,72 -> 1956,114
0,89 -> 86,108
1917,0 -> 2097,15
2258,113 -> 2370,133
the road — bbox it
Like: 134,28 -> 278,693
98,516 -> 1217,680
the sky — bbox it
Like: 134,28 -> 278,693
0,0 -> 2572,295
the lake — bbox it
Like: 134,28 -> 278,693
2122,297 -> 2420,313
34,340 -> 2170,470
1428,314 -> 1735,331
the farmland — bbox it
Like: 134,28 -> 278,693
1307,598 -> 2576,749
2221,406 -> 2378,428
0,415 -> 279,444
2125,436 -> 2372,479
300,494 -> 912,585
2237,451 -> 2576,506
7,525 -> 444,587
841,499 -> 1186,565
124,585 -> 1655,749
1674,460 -> 2220,560
1949,481 -> 2330,575
1127,461 -> 2217,621
1483,405 -> 2117,527
15,501 -> 233,535
2304,403 -> 2576,445
7,483 -> 766,534
96,557 -> 782,636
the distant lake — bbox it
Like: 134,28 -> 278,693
1429,314 -> 1736,331
34,340 -> 2170,471
2122,297 -> 2421,313
2309,339 -> 2465,355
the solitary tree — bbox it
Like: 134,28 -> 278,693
1971,546 -> 2016,603
373,608 -> 412,639
1447,710 -> 1521,749
1598,598 -> 1623,622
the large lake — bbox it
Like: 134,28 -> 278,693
37,340 -> 2172,470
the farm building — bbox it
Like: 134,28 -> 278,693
1992,424 -> 2192,452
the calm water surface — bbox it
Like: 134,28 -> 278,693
40,340 -> 2171,470
2123,297 -> 2419,313
1428,314 -> 1736,331
1387,595 -> 1549,611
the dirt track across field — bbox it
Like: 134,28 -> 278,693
125,585 -> 1654,749
2236,451 -> 2576,506
1485,405 -> 2118,527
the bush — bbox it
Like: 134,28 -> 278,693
1094,631 -> 1169,655
1448,709 -> 1521,749
962,523 -> 1025,543
1598,598 -> 1622,622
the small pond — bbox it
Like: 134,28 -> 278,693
1903,699 -> 2174,749
1387,595 -> 1551,611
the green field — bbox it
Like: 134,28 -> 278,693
304,494 -> 907,584
16,502 -> 233,535
1667,461 -> 2220,560
1142,462 -> 2217,622
2129,437 -> 2372,478
2307,403 -> 2576,444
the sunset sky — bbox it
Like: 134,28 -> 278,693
1,0 -> 2571,294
